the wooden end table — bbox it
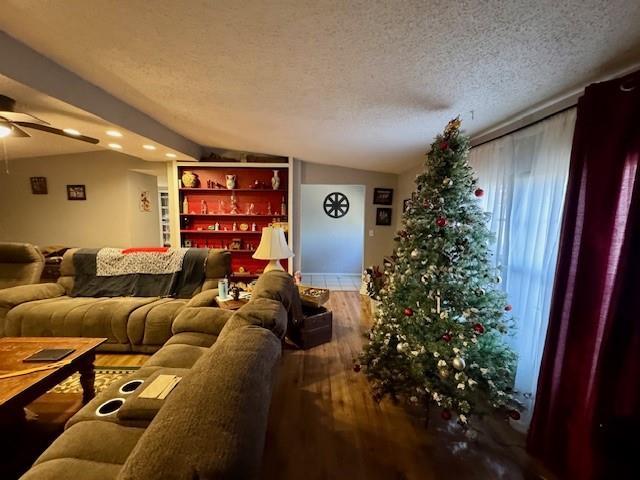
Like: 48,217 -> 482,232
0,337 -> 106,424
215,294 -> 250,311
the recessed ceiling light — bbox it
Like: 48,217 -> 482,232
63,128 -> 81,136
165,153 -> 177,158
0,125 -> 11,138
106,130 -> 123,137
143,144 -> 157,150
108,143 -> 123,149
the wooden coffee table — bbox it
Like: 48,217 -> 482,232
0,337 -> 106,423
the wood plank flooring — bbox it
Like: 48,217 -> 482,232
18,292 -> 550,480
262,291 -> 549,480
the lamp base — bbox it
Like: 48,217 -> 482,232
263,259 -> 285,273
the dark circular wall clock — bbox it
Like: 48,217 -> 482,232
323,192 -> 350,218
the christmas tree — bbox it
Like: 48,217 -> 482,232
360,118 -> 519,428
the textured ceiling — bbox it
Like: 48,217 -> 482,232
0,75 -> 193,162
1,0 -> 639,172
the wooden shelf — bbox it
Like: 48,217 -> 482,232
179,188 -> 287,193
180,230 -> 262,234
231,272 -> 260,278
180,213 -> 287,218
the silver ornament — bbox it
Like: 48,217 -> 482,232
411,249 -> 420,259
452,356 -> 466,371
438,367 -> 449,379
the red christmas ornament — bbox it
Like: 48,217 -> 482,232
508,410 -> 521,420
404,307 -> 414,317
473,323 -> 485,334
353,364 -> 361,373
436,217 -> 448,227
474,188 -> 484,197
439,141 -> 449,151
442,333 -> 452,342
441,409 -> 452,420
505,304 -> 513,312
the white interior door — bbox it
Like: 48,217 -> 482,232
300,184 -> 364,274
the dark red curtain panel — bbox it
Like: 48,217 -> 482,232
527,70 -> 640,479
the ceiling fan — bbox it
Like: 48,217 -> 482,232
0,94 -> 99,144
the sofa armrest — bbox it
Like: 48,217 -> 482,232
172,307 -> 233,336
0,282 -> 65,310
186,288 -> 219,307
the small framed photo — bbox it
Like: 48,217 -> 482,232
373,188 -> 393,205
67,184 -> 86,200
403,198 -> 411,213
376,207 -> 392,226
30,177 -> 48,194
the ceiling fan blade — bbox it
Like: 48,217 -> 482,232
9,123 -> 31,138
14,121 -> 100,144
0,120 -> 31,138
0,111 -> 49,125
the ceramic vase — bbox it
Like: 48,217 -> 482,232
181,171 -> 199,188
271,170 -> 280,190
225,175 -> 236,190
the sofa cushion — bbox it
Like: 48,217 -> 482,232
35,421 -> 145,466
118,325 -> 281,480
127,298 -> 188,347
20,458 -> 121,480
172,306 -> 232,336
164,331 -> 218,348
0,242 -> 44,290
252,270 -> 304,327
144,343 -> 208,369
4,296 -> 159,346
220,298 -> 288,340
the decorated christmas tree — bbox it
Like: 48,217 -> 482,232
360,118 -> 520,429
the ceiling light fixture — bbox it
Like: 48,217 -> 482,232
0,124 -> 11,138
108,143 -> 123,149
106,130 -> 123,137
165,153 -> 177,158
143,144 -> 157,150
63,128 -> 81,136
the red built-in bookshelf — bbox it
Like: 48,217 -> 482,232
176,162 -> 291,279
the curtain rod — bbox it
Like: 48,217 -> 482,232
471,103 -> 577,149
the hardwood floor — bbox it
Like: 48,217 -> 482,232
262,291 -> 550,480
13,292 -> 551,479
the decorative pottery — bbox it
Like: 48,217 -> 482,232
225,174 -> 236,190
271,170 -> 280,190
181,171 -> 199,188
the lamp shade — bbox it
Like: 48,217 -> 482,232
253,227 -> 294,260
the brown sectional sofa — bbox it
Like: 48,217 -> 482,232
0,242 -> 45,289
0,248 -> 231,352
20,271 -> 298,480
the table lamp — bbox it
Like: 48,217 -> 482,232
253,226 -> 294,272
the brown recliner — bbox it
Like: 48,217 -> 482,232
0,242 -> 44,289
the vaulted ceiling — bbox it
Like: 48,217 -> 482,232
1,0 -> 639,172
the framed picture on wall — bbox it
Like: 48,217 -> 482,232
376,207 -> 392,226
30,177 -> 48,194
67,184 -> 86,200
373,188 -> 393,205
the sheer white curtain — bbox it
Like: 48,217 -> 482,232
469,109 -> 576,428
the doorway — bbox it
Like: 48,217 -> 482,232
300,185 -> 365,289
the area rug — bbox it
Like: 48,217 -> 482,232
49,366 -> 139,394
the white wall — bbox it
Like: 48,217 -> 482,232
292,160 -> 399,271
0,150 -> 165,247
127,171 -> 161,246
300,185 -> 365,274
